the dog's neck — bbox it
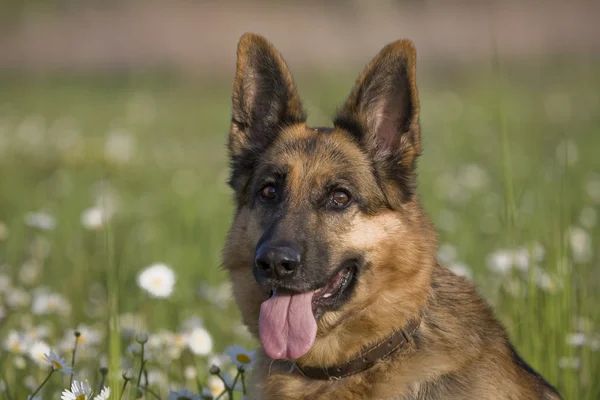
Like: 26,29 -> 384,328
291,316 -> 422,380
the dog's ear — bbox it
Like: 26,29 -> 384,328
334,40 -> 421,202
229,33 -> 306,164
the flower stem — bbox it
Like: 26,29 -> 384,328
98,367 -> 109,393
29,369 -> 54,398
136,343 -> 145,389
214,371 -> 234,400
70,331 -> 81,388
119,379 -> 129,400
240,368 -> 247,395
144,387 -> 162,400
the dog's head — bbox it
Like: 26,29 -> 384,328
222,33 -> 437,366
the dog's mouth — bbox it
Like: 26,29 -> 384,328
312,266 -> 355,314
259,264 -> 357,361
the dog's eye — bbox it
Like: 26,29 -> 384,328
260,185 -> 278,200
331,190 -> 351,208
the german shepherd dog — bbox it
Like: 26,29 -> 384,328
222,33 -> 562,400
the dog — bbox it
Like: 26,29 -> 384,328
221,33 -> 562,400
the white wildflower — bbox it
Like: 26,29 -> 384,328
19,260 -> 41,286
487,249 -> 513,274
24,211 -> 56,231
558,356 -> 581,370
226,344 -> 256,369
202,376 -> 226,399
28,341 -> 51,366
44,349 -> 73,374
532,267 -> 561,293
94,386 -> 110,400
566,332 -> 587,347
188,327 -> 213,356
4,330 -> 29,354
31,290 -> 71,315
568,226 -> 592,263
61,380 -> 93,400
137,263 -> 176,298
80,207 -> 110,230
512,248 -> 530,272
5,288 -> 30,309
184,365 -> 197,380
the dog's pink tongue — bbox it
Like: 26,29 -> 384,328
259,290 -> 317,360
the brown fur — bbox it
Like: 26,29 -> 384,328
222,33 -> 561,400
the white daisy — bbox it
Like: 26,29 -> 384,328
31,290 -> 71,315
226,344 -> 256,369
44,349 -> 73,374
184,365 -> 197,380
486,249 -> 513,274
4,330 -> 29,354
24,211 -> 56,231
61,380 -> 93,400
188,327 -> 213,356
137,263 -> 176,298
568,226 -> 592,263
5,287 -> 31,309
80,207 -> 110,230
566,332 -> 587,347
202,376 -> 225,399
168,388 -> 203,400
94,386 -> 110,400
558,356 -> 581,370
28,341 -> 51,367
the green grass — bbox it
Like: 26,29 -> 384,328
0,62 -> 599,399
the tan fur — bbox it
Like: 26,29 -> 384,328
222,33 -> 561,400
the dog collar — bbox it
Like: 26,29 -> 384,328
293,317 -> 421,381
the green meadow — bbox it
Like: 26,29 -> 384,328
0,59 -> 599,399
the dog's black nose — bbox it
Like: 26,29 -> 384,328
255,242 -> 301,279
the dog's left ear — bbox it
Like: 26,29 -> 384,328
334,40 -> 421,201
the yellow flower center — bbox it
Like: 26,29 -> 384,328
51,361 -> 63,370
152,277 -> 163,287
236,353 -> 251,364
75,395 -> 86,400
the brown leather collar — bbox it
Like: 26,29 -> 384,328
293,318 -> 421,381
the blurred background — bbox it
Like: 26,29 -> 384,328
0,0 -> 599,399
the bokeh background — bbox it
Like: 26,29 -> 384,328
1,0 -> 599,399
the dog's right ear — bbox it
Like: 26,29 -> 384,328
228,33 -> 306,171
